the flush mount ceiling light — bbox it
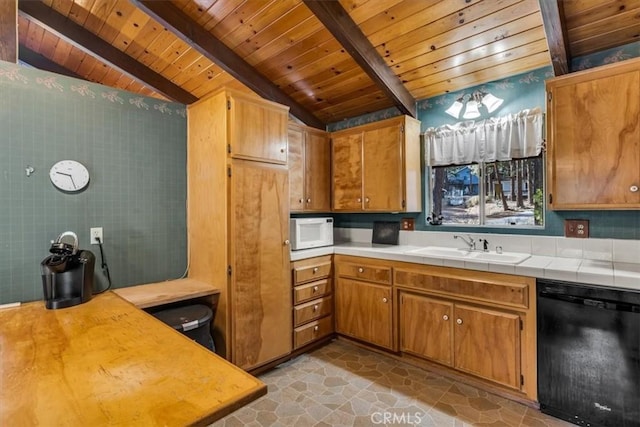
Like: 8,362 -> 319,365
444,91 -> 504,119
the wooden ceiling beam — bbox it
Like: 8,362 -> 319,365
19,44 -> 83,79
0,0 -> 17,62
131,0 -> 325,129
538,0 -> 570,76
18,1 -> 197,104
302,0 -> 416,118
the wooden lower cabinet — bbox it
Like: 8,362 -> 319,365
399,291 -> 523,391
335,278 -> 394,350
331,255 -> 536,400
453,304 -> 521,389
294,316 -> 334,348
291,255 -> 334,350
400,293 -> 453,366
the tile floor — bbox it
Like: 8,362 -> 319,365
212,340 -> 572,427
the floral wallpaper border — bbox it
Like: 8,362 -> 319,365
0,60 -> 186,118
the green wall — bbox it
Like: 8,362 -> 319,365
0,61 -> 187,304
325,41 -> 640,239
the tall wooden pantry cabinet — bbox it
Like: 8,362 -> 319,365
187,89 -> 292,371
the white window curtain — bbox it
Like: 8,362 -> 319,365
424,107 -> 544,166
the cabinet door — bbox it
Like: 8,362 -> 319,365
335,278 -> 393,350
229,160 -> 292,370
288,125 -> 305,212
228,94 -> 288,164
400,293 -> 453,366
548,70 -> 640,208
453,305 -> 521,389
305,129 -> 331,212
363,124 -> 403,211
332,133 -> 363,210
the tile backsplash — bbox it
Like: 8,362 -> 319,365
335,228 -> 640,264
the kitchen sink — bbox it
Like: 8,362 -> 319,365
405,246 -> 530,265
405,246 -> 471,258
467,251 -> 530,264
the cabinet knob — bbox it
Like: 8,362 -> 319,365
358,267 -> 364,273
306,198 -> 311,203
631,185 -> 639,193
284,239 -> 290,246
313,286 -> 319,293
313,304 -> 319,312
357,198 -> 362,203
456,318 -> 463,325
313,325 -> 319,332
313,267 -> 319,273
365,197 -> 370,203
280,148 -> 285,153
298,198 -> 304,203
382,297 -> 388,303
443,315 -> 449,321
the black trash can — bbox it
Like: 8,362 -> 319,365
152,304 -> 215,352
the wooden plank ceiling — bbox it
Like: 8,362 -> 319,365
13,0 -> 640,127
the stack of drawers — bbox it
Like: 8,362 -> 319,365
291,255 -> 334,349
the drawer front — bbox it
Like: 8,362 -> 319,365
294,262 -> 332,285
294,315 -> 334,349
294,296 -> 333,326
395,269 -> 528,309
294,279 -> 332,304
337,262 -> 391,285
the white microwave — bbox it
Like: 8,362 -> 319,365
290,217 -> 334,251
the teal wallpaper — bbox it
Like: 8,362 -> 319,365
0,61 -> 187,304
328,40 -> 640,239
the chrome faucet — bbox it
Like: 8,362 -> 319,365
454,234 -> 475,251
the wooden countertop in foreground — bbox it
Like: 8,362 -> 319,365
0,292 -> 266,426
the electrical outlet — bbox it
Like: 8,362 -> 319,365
90,227 -> 103,244
564,220 -> 589,238
401,218 -> 415,231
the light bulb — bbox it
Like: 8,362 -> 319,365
463,100 -> 480,119
481,93 -> 504,113
445,100 -> 464,118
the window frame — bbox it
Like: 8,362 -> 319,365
427,154 -> 546,229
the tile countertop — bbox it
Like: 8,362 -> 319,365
290,242 -> 640,291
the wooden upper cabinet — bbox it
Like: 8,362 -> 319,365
330,115 -> 422,212
228,92 -> 289,164
546,57 -> 640,209
288,123 -> 331,212
363,124 -> 403,211
305,129 -> 331,211
288,125 -> 305,211
332,132 -> 363,211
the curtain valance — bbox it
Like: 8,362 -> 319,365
424,107 -> 544,166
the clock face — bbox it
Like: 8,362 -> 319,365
49,160 -> 90,193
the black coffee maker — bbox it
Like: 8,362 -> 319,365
41,231 -> 95,309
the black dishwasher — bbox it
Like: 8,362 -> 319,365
537,279 -> 640,427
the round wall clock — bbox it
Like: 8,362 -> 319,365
49,160 -> 90,193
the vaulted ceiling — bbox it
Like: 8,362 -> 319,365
7,0 -> 640,129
